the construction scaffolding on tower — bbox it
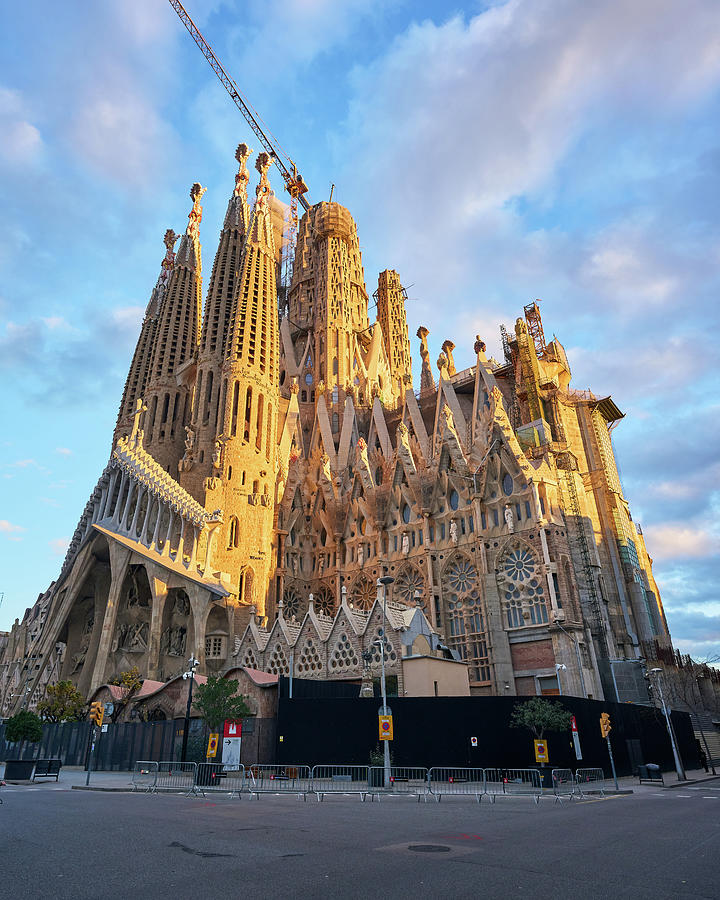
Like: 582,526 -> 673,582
524,300 -> 547,358
556,452 -> 609,658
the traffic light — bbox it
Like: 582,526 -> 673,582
89,701 -> 104,727
600,712 -> 611,738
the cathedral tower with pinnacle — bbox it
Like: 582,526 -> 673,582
9,144 -> 674,714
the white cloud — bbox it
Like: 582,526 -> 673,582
55,447 -> 72,456
0,519 -> 25,538
48,537 -> 70,556
644,524 -> 720,562
0,86 -> 42,167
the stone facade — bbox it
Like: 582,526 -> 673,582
1,145 -> 677,714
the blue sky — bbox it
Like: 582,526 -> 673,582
1,0 -> 718,658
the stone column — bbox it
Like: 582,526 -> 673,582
146,569 -> 169,680
162,509 -> 175,557
149,498 -> 164,551
129,486 -> 146,539
120,478 -> 135,532
89,543 -> 132,693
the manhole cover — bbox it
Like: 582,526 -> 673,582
407,845 -> 451,853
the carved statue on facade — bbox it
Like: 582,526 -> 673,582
212,436 -> 224,470
450,519 -> 458,544
504,504 -> 515,533
417,326 -> 435,395
357,544 -> 364,566
402,533 -> 410,555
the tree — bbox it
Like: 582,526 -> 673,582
193,676 -> 252,731
5,709 -> 44,744
37,681 -> 87,723
108,666 -> 143,722
509,697 -> 573,740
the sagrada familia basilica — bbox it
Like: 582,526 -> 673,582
1,144 -> 672,713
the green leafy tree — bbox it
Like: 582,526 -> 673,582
5,709 -> 44,744
108,666 -> 143,722
509,697 -> 573,740
193,676 -> 252,731
37,681 -> 87,723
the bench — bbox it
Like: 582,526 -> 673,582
637,764 -> 664,785
32,759 -> 62,782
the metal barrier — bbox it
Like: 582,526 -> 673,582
428,767 -> 485,802
484,768 -> 543,804
311,765 -> 370,801
551,768 -> 576,802
131,761 -> 158,792
368,767 -> 429,801
575,767 -> 606,797
154,761 -> 198,794
244,764 -> 311,800
194,764 -> 246,797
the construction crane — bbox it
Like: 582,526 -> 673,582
168,0 -> 311,306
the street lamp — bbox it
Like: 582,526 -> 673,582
376,575 -> 395,788
555,663 -> 567,696
180,653 -> 200,763
650,667 -> 686,781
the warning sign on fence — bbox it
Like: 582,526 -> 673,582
206,733 -> 219,757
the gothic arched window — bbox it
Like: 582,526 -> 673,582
498,544 -> 548,628
442,556 -> 490,683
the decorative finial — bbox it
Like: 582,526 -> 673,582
234,143 -> 252,199
187,183 -> 207,240
441,340 -> 456,376
255,152 -> 272,208
417,326 -> 435,395
130,398 -> 147,448
158,229 -> 179,291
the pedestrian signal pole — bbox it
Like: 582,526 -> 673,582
86,701 -> 104,786
600,713 -> 618,790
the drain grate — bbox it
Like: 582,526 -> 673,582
407,845 -> 451,853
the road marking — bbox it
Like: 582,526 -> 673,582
702,796 -> 719,799
676,794 -> 692,797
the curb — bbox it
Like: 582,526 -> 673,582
71,785 -> 134,793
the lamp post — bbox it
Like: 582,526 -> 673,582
377,575 -> 395,788
650,667 -> 686,781
555,663 -> 567,696
180,653 -> 200,763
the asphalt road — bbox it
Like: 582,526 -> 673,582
1,783 -> 719,899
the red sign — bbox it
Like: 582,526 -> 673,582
223,720 -> 243,738
571,716 -> 578,733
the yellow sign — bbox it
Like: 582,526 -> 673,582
378,715 -> 393,741
534,740 -> 549,763
207,733 -> 219,757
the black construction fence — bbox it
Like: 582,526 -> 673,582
276,688 -> 699,777
0,717 -> 276,770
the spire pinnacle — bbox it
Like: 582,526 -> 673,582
187,183 -> 207,240
233,143 -> 253,199
255,152 -> 272,208
157,229 -> 179,294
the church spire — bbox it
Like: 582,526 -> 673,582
142,184 -> 205,474
113,229 -> 178,448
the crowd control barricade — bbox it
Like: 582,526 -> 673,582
311,765 -> 370,801
131,761 -> 158,792
368,767 -> 429,801
154,761 -> 197,794
551,768 -> 576,802
194,764 -> 246,797
575,768 -> 606,797
427,768 -> 485,802
244,765 -> 311,800
484,768 -> 543,804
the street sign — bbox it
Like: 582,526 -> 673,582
570,715 -> 582,760
101,723 -> 109,733
379,715 -> 393,741
470,736 -> 478,747
206,733 -> 219,757
223,720 -> 242,738
534,740 -> 549,763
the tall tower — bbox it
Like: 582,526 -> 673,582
142,183 -> 205,475
179,145 -> 253,500
375,269 -> 412,405
113,229 -> 178,448
207,153 -> 280,615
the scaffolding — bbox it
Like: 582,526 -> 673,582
524,300 -> 547,358
557,454 -> 608,658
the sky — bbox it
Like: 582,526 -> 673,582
1,0 -> 718,658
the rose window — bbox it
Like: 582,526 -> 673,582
395,567 -> 425,606
282,586 -> 302,619
314,585 -> 336,617
499,544 -> 548,628
351,576 -> 376,611
445,558 -> 478,594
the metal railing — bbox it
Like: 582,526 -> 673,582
427,767 -> 485,802
484,768 -> 543,804
369,767 -> 429,801
131,760 -> 158,792
194,763 -> 245,797
551,768 -> 576,802
154,761 -> 197,794
244,764 -> 311,799
575,768 -> 606,797
310,765 -> 371,801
